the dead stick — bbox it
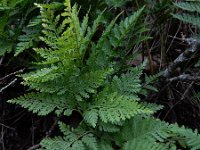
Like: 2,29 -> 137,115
0,69 -> 24,82
27,117 -> 59,150
168,74 -> 200,82
163,38 -> 200,78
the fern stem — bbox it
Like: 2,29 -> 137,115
64,131 -> 92,150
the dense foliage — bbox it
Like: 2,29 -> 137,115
1,0 -> 200,149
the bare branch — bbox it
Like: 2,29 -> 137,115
27,117 -> 59,150
0,69 -> 24,82
0,78 -> 17,93
168,74 -> 200,82
163,38 -> 200,78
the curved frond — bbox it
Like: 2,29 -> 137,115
8,93 -> 67,115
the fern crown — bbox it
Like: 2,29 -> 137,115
8,0 -> 200,149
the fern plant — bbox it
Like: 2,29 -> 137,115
8,0 -> 200,149
10,0 -> 151,124
0,0 -> 43,56
173,1 -> 200,28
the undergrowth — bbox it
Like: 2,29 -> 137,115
5,0 -> 200,149
172,1 -> 200,105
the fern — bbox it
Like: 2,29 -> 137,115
172,2 -> 200,28
0,39 -> 13,56
40,122 -> 98,150
9,0 -> 149,117
15,16 -> 42,56
123,141 -> 168,150
0,0 -> 43,56
109,6 -> 145,49
117,116 -> 200,150
41,124 -> 98,150
174,2 -> 200,13
173,13 -> 200,28
8,92 -> 67,116
84,92 -> 153,127
8,0 -> 200,149
170,124 -> 200,150
40,116 -> 200,150
141,71 -> 163,94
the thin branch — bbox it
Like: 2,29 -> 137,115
0,69 -> 24,82
27,144 -> 40,150
181,82 -> 194,100
0,78 -> 17,93
0,123 -> 15,130
168,74 -> 200,82
163,38 -> 200,78
27,117 -> 60,150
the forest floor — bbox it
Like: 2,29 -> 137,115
1,24 -> 200,149
1,1 -> 200,150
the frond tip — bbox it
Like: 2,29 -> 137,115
173,1 -> 200,28
8,93 -> 67,115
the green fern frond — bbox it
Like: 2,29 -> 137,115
0,39 -> 13,56
173,2 -> 200,28
98,140 -> 113,150
41,135 -> 98,150
98,121 -> 120,132
35,3 -> 67,49
35,1 -> 104,69
170,124 -> 200,150
110,66 -> 143,98
23,77 -> 71,95
81,133 -> 98,150
123,140 -> 168,150
172,13 -> 200,28
109,6 -> 145,49
41,122 -> 98,150
193,92 -> 200,99
140,72 -> 163,94
145,72 -> 163,85
116,116 -> 200,150
116,117 -> 172,150
141,102 -> 164,114
41,136 -> 78,150
0,0 -> 25,10
84,92 -> 153,127
0,0 -> 42,56
87,7 -> 146,70
79,10 -> 104,57
21,66 -> 60,83
174,2 -> 200,13
70,68 -> 114,101
22,68 -> 113,101
15,16 -> 42,56
119,117 -> 170,143
8,93 -> 67,115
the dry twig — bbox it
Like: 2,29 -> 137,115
163,38 -> 200,78
168,74 -> 200,82
27,117 -> 60,150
